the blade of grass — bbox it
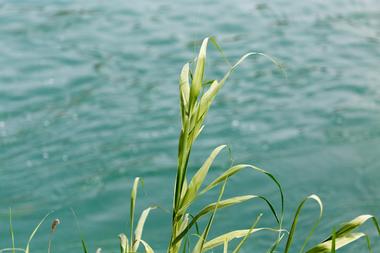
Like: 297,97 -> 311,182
134,207 -> 156,252
174,194 -> 279,245
130,177 -> 143,246
140,239 -> 154,253
9,208 -> 15,253
323,215 -> 380,241
192,179 -> 228,253
202,227 -> 285,252
331,228 -> 336,253
306,232 -> 367,253
118,233 -> 128,253
0,249 -> 26,253
25,211 -> 54,253
232,213 -> 262,253
266,233 -> 285,253
70,208 -> 88,253
179,145 -> 227,214
189,37 -> 209,109
200,164 -> 284,222
284,194 -> 323,253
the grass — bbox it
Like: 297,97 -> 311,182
1,37 -> 379,253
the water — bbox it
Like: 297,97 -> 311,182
0,0 -> 379,252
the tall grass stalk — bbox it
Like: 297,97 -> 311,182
1,38 -> 379,253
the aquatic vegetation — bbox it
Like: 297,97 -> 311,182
1,38 -> 379,253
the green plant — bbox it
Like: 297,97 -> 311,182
1,38 -> 379,253
119,37 -> 380,253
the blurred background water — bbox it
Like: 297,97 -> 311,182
0,0 -> 379,252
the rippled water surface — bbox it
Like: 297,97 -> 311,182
0,0 -> 379,252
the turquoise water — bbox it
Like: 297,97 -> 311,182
0,0 -> 379,252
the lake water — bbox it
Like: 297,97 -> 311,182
0,0 -> 379,252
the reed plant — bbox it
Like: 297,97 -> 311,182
1,38 -> 379,253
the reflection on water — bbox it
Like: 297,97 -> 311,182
0,0 -> 379,252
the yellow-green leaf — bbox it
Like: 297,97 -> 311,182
134,207 -> 155,252
179,145 -> 227,214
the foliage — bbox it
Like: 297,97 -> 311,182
1,38 -> 379,253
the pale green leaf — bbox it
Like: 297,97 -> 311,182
200,164 -> 284,221
324,214 -> 380,241
203,227 -> 284,252
179,145 -> 227,214
140,239 -> 155,253
173,195 -> 257,245
306,233 -> 367,253
130,177 -> 141,244
189,38 -> 209,107
118,233 -> 128,253
134,207 -> 155,252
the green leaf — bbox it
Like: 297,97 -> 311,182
305,214 -> 380,253
306,233 -> 367,253
179,145 -> 227,214
180,63 -> 190,126
192,179 -> 228,253
70,208 -> 88,253
81,240 -> 88,253
323,215 -> 380,241
331,228 -> 336,253
173,195 -> 257,245
130,177 -> 142,245
200,164 -> 284,222
203,227 -> 284,252
9,208 -> 15,253
284,194 -> 323,253
25,211 -> 53,253
232,214 -> 262,253
189,38 -> 209,108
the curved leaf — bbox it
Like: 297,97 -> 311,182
323,214 -> 380,241
134,207 -> 156,251
140,239 -> 155,253
284,194 -> 323,253
203,227 -> 285,252
306,232 -> 367,253
200,164 -> 284,221
179,145 -> 227,214
25,211 -> 53,253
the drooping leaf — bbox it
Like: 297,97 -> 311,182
140,239 -> 155,253
134,207 -> 156,252
118,233 -> 129,253
202,227 -> 284,252
323,214 -> 380,241
306,233 -> 368,253
200,164 -> 284,221
173,195 -> 258,244
284,194 -> 323,253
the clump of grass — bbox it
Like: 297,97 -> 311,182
1,38 -> 379,253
